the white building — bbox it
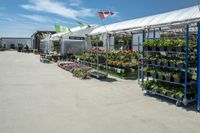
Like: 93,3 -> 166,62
0,37 -> 31,49
48,25 -> 98,54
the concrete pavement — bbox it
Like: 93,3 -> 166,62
0,51 -> 200,133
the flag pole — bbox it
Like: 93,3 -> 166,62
100,19 -> 109,76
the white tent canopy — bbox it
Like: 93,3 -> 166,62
51,25 -> 98,41
90,5 -> 200,35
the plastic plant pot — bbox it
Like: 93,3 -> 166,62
151,60 -> 156,65
175,46 -> 183,52
163,61 -> 169,67
158,46 -> 165,51
167,47 -> 175,51
151,73 -> 157,79
144,72 -> 151,77
158,75 -> 164,80
167,91 -> 174,98
177,63 -> 185,69
144,46 -> 149,51
156,60 -> 163,65
151,46 -> 157,51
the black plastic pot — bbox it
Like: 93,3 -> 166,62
175,46 -> 183,52
151,60 -> 156,65
144,46 -> 149,51
177,63 -> 185,68
163,61 -> 169,67
158,75 -> 164,80
167,91 -> 174,98
157,46 -> 166,51
167,47 -> 175,51
151,46 -> 157,51
144,72 -> 151,77
151,73 -> 157,79
156,60 -> 163,65
145,60 -> 151,65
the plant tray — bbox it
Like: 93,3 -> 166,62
90,71 -> 107,79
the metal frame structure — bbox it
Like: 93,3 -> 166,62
140,23 -> 198,108
198,22 -> 200,111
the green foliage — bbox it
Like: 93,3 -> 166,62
72,67 -> 91,79
91,40 -> 103,47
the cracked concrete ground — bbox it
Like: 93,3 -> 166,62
0,51 -> 200,133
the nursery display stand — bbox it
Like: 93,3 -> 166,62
141,23 -> 198,108
90,34 -> 108,79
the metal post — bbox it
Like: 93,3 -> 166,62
184,24 -> 189,104
138,35 -> 140,84
142,30 -> 145,84
197,22 -> 200,111
153,28 -> 156,40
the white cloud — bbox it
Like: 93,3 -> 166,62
21,14 -> 49,23
21,14 -> 75,26
21,0 -> 95,20
69,0 -> 82,6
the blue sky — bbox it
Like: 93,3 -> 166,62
0,0 -> 198,37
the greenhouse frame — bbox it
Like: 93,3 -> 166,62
88,5 -> 200,111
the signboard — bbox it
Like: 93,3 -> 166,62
69,36 -> 85,40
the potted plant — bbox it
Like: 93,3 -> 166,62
162,39 -> 175,51
150,57 -> 156,65
143,80 -> 151,90
150,69 -> 157,78
144,57 -> 151,65
162,59 -> 169,66
166,89 -> 174,98
160,86 -> 168,95
175,90 -> 184,100
143,67 -> 150,77
144,41 -> 149,51
145,40 -> 158,51
176,60 -> 185,68
169,60 -> 176,67
175,39 -> 185,52
152,83 -> 159,93
164,72 -> 172,81
156,57 -> 164,65
172,73 -> 182,83
158,40 -> 166,51
157,71 -> 164,80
